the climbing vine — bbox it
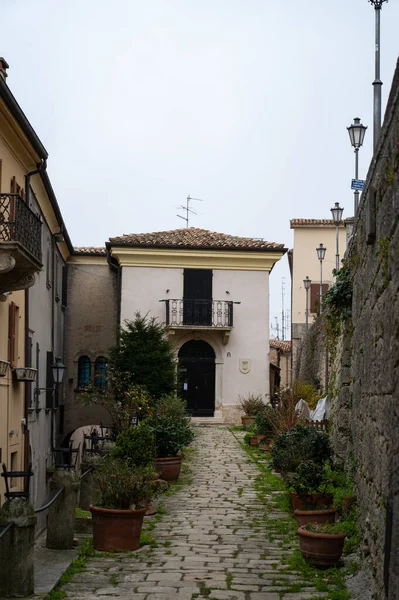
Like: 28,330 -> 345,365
323,267 -> 353,339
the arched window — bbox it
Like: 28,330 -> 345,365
94,356 -> 107,390
77,356 -> 91,388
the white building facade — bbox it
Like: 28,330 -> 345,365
108,228 -> 286,423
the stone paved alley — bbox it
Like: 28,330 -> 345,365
61,427 -> 330,600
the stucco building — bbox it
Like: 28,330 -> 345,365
290,219 -> 346,384
0,58 -> 72,518
63,228 -> 286,432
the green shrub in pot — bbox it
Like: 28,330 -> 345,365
238,393 -> 265,416
147,394 -> 194,458
254,405 -> 277,438
270,424 -> 331,475
113,422 -> 156,466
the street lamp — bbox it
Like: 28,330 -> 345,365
330,202 -> 344,271
347,117 -> 367,215
369,0 -> 388,151
34,357 -> 66,402
303,276 -> 311,330
316,243 -> 326,314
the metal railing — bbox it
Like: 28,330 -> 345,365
0,193 -> 42,263
162,298 -> 236,327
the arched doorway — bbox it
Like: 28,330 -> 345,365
178,340 -> 216,416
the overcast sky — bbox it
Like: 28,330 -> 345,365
2,0 -> 399,336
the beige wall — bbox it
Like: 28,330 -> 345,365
0,291 -> 25,504
121,266 -> 270,423
292,225 -> 347,325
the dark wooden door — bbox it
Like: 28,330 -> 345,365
183,269 -> 212,326
178,340 -> 215,416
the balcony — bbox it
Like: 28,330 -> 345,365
161,299 -> 236,344
0,194 -> 42,295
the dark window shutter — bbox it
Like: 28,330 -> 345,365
46,351 -> 54,409
183,269 -> 213,326
8,302 -> 16,365
310,283 -> 329,313
61,265 -> 68,308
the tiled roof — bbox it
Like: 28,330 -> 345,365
270,339 -> 292,352
108,228 -> 285,251
73,247 -> 107,256
290,219 -> 344,228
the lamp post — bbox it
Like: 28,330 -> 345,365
347,117 -> 367,215
369,0 -> 388,151
303,276 -> 311,330
316,243 -> 326,314
34,357 -> 66,401
330,202 -> 344,271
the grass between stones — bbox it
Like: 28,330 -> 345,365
230,428 -> 356,600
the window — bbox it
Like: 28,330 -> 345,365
46,351 -> 54,409
46,236 -> 52,289
78,356 -> 91,388
8,302 -> 19,366
61,265 -> 68,308
94,357 -> 107,390
310,283 -> 329,314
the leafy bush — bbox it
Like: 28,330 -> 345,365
239,393 -> 265,416
254,405 -> 277,437
285,460 -> 326,500
113,422 -> 156,466
93,456 -> 156,509
147,395 -> 194,457
109,313 -> 176,400
270,424 -> 331,475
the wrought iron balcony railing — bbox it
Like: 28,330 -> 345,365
162,299 -> 235,328
0,194 -> 42,263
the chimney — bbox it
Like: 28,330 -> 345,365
0,58 -> 9,81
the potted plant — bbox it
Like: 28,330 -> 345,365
147,395 -> 194,481
239,393 -> 265,428
287,462 -> 335,525
89,456 -> 155,551
254,405 -> 277,447
298,522 -> 347,567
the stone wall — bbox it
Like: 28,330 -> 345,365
63,261 -> 118,439
293,317 -> 327,393
332,60 -> 399,599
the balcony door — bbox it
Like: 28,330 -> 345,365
183,269 -> 212,326
178,340 -> 215,416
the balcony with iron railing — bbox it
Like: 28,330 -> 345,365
0,193 -> 42,294
161,299 -> 239,343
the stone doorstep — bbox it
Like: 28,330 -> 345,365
31,532 -> 79,597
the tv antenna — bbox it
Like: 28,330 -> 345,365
176,195 -> 204,227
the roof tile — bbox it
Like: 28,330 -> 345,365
108,228 -> 285,251
74,247 -> 106,256
290,219 -> 344,228
270,339 -> 292,352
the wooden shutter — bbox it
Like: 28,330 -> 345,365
61,265 -> 68,308
183,269 -> 213,300
46,351 -> 54,409
310,283 -> 328,313
8,302 -> 17,365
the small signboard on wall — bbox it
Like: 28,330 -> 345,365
239,359 -> 251,374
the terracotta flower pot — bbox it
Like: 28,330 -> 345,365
249,435 -> 264,446
89,505 -> 146,551
154,456 -> 182,482
298,525 -> 346,567
294,508 -> 336,527
291,492 -> 333,511
241,416 -> 255,429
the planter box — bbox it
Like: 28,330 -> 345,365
298,525 -> 346,567
294,508 -> 336,527
13,367 -> 37,382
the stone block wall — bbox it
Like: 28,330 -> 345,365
331,60 -> 399,599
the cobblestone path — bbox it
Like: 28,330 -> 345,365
63,426 -> 328,600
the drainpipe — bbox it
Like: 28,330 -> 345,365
23,159 -> 47,472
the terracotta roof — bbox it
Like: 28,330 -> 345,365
73,247 -> 107,256
108,228 -> 286,251
270,339 -> 292,352
290,219 -> 344,228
